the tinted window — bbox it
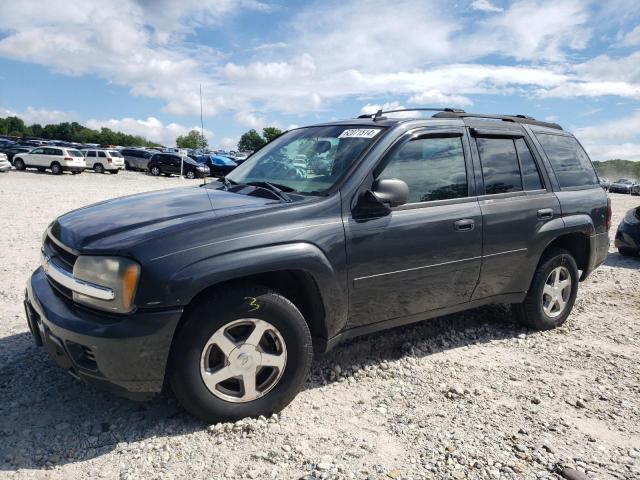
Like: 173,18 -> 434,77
98,151 -> 107,158
535,134 -> 598,188
377,136 -> 468,203
31,148 -> 44,154
67,149 -> 83,157
109,150 -> 123,157
88,151 -> 96,157
476,137 -> 522,195
50,148 -> 64,156
515,138 -> 543,190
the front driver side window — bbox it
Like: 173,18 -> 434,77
376,136 -> 468,203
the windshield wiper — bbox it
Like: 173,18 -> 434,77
220,177 -> 238,191
246,181 -> 293,202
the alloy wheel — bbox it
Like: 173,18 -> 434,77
200,318 -> 287,403
542,266 -> 571,318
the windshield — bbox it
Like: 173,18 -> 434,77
226,125 -> 384,193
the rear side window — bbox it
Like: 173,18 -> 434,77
476,137 -> 522,194
377,136 -> 468,203
88,151 -> 96,157
67,150 -> 83,157
535,134 -> 598,188
514,138 -> 543,190
109,150 -> 123,157
98,151 -> 107,158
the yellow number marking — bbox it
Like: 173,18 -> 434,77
244,296 -> 260,312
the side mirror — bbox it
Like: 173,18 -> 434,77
372,178 -> 409,208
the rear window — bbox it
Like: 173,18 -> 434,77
67,149 -> 84,157
109,150 -> 123,157
535,134 -> 598,188
476,137 -> 523,195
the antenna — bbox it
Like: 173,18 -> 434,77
200,84 -> 206,186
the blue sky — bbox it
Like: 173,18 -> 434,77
0,0 -> 639,159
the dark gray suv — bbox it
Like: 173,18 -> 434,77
24,109 -> 610,422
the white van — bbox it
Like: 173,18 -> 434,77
81,149 -> 126,174
13,147 -> 86,175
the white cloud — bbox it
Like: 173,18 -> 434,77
219,137 -> 238,150
254,42 -> 288,51
573,111 -> 640,161
233,111 -> 266,129
621,24 -> 640,46
408,90 -> 473,106
470,0 -> 504,13
85,116 -> 213,146
0,106 -> 74,124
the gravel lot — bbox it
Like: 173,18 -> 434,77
1,170 -> 639,480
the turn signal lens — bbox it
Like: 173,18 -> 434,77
122,263 -> 140,310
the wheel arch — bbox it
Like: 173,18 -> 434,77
541,232 -> 591,280
165,242 -> 347,353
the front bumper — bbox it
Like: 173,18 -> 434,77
25,267 -> 183,399
615,221 -> 640,252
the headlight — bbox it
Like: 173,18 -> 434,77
72,256 -> 141,313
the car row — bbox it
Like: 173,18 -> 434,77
607,178 -> 640,195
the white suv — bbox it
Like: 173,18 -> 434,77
81,149 -> 125,174
13,147 -> 86,175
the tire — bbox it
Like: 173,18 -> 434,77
94,163 -> 105,174
185,170 -> 196,179
50,162 -> 62,175
150,166 -> 161,176
14,158 -> 25,171
124,161 -> 131,171
169,286 -> 313,423
618,247 -> 636,257
513,248 -> 579,330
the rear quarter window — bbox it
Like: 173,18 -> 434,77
535,134 -> 598,188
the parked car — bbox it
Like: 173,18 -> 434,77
0,146 -> 31,163
0,153 -> 11,172
608,178 -> 636,194
148,153 -> 210,179
196,154 -> 237,177
24,110 -> 609,422
120,148 -> 154,171
631,183 -> 640,196
615,206 -> 640,256
599,177 -> 610,190
81,149 -> 125,174
13,147 -> 86,174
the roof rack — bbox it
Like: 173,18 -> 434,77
357,107 -> 466,121
431,111 -> 563,130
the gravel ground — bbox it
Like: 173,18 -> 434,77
0,169 -> 639,480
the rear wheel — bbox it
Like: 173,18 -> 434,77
14,158 -> 25,170
150,166 -> 161,176
94,163 -> 105,174
124,161 -> 131,170
513,248 -> 578,330
50,162 -> 62,175
169,287 -> 313,422
618,247 -> 636,257
185,170 -> 196,179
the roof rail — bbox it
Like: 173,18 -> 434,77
431,111 -> 562,130
357,107 -> 466,121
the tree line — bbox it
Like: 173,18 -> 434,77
0,115 -> 158,147
593,160 -> 640,180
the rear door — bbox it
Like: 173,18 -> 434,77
469,127 -> 561,299
345,127 -> 482,328
86,150 -> 97,167
27,147 -> 45,166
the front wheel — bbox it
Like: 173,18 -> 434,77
50,163 -> 62,175
169,287 -> 313,422
185,170 -> 196,179
513,248 -> 579,330
94,163 -> 105,174
14,158 -> 26,170
150,166 -> 161,176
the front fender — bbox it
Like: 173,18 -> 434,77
167,242 -> 347,339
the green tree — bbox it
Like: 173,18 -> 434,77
262,127 -> 283,144
176,130 -> 208,149
238,129 -> 266,152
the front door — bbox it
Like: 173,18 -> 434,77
345,128 -> 482,328
469,129 -> 561,299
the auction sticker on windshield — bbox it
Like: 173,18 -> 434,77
338,128 -> 381,139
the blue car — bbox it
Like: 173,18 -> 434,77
195,155 -> 238,177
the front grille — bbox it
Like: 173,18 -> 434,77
43,234 -> 77,271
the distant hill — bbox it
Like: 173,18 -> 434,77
592,159 -> 640,180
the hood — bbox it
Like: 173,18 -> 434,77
51,185 -> 277,251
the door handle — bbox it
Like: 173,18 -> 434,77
537,208 -> 554,220
454,219 -> 475,232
